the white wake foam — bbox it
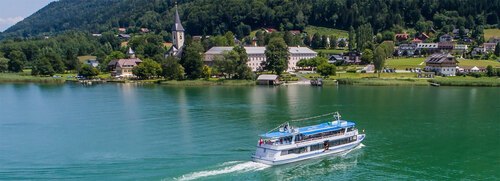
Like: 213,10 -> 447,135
175,161 -> 270,181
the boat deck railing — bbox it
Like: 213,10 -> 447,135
262,129 -> 356,146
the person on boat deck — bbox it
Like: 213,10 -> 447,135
259,138 -> 263,146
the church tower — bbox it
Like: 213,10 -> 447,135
172,5 -> 185,49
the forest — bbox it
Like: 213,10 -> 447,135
1,0 -> 499,39
1,0 -> 500,79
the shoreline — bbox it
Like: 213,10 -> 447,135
1,73 -> 499,87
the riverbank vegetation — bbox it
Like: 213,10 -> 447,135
430,77 -> 500,87
0,73 -> 65,83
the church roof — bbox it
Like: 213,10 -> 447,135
172,6 -> 185,31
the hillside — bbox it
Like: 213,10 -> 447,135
2,0 -> 500,39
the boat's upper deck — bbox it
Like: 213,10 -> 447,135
260,120 -> 355,138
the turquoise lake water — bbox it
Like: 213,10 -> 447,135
0,83 -> 498,180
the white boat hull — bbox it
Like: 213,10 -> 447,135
252,134 -> 365,166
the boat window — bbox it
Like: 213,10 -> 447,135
310,143 -> 324,151
287,147 -> 308,154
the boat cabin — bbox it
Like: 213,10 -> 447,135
258,120 -> 357,147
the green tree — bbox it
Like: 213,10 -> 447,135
0,57 -> 10,72
201,65 -> 212,80
348,26 -> 356,51
283,31 -> 293,46
321,35 -> 329,49
311,33 -> 322,49
41,49 -> 65,73
224,31 -> 235,46
297,57 -> 327,71
132,58 -> 162,79
232,45 -> 252,79
7,50 -> 26,72
316,63 -> 336,77
263,38 -> 289,76
31,57 -> 55,76
374,46 -> 386,77
78,64 -> 100,78
330,35 -> 337,49
180,41 -> 204,79
338,39 -> 346,48
361,49 -> 374,64
64,49 -> 80,71
494,43 -> 500,57
161,56 -> 185,80
303,35 -> 311,46
356,23 -> 373,50
486,65 -> 495,77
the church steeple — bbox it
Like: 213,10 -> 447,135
171,4 -> 185,49
172,5 -> 185,32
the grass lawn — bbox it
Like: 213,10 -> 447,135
457,59 -> 500,67
77,55 -> 97,63
484,29 -> 500,40
304,26 -> 348,38
386,58 -> 500,69
386,58 -> 426,70
315,49 -> 346,55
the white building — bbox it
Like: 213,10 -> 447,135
424,53 -> 458,76
417,43 -> 439,50
204,46 -> 317,72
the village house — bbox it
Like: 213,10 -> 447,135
395,33 -> 409,41
78,56 -> 99,67
118,34 -> 131,40
397,44 -> 417,56
471,47 -> 485,56
328,54 -> 343,64
438,42 -> 455,51
439,34 -> 453,42
488,37 -> 500,44
256,74 -> 280,85
289,30 -> 301,36
417,33 -> 430,41
452,28 -> 470,38
453,44 -> 468,54
416,43 -> 439,54
140,28 -> 150,33
457,66 -> 486,74
411,38 -> 423,44
108,48 -> 142,77
483,43 -> 497,52
424,53 -> 458,76
342,51 -> 362,64
204,46 -> 317,72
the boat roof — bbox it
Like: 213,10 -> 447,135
260,121 -> 355,138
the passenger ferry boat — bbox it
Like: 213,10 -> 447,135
252,112 -> 365,166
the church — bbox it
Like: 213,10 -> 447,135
166,5 -> 185,58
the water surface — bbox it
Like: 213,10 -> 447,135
0,83 -> 498,180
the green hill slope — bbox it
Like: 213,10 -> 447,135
1,0 -> 499,39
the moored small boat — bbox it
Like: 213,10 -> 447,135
252,112 -> 365,166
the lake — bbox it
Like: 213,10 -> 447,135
0,83 -> 498,180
